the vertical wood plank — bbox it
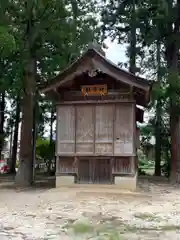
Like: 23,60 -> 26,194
56,156 -> 59,173
89,159 -> 92,183
74,156 -> 79,182
92,158 -> 95,183
131,156 -> 135,174
74,105 -> 77,153
112,104 -> 116,156
132,103 -> 136,155
110,157 -> 114,183
55,106 -> 59,173
93,105 -> 96,155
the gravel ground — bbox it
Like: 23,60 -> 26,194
0,179 -> 180,239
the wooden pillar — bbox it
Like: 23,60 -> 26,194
130,156 -> 135,174
56,156 -> 59,174
74,156 -> 78,183
74,105 -> 76,153
111,157 -> 114,183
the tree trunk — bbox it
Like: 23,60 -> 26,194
154,41 -> 162,176
170,109 -> 180,182
48,105 -> 54,174
9,123 -> 13,168
10,96 -> 20,174
0,92 -> 5,158
32,95 -> 37,181
164,0 -> 180,183
129,0 -> 136,74
49,106 -> 54,146
15,57 -> 36,186
154,100 -> 162,176
166,41 -> 180,183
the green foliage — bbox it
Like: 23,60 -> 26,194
137,149 -> 154,176
0,26 -> 16,56
36,138 -> 55,162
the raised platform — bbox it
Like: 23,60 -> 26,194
56,174 -> 137,191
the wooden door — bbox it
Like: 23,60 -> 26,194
78,159 -> 92,183
94,159 -> 112,183
78,158 -> 112,184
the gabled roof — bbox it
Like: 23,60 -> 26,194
40,47 -> 151,104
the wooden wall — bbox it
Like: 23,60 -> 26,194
57,156 -> 135,178
57,102 -> 135,156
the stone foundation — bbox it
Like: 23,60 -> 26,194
114,174 -> 137,191
55,174 -> 137,191
56,175 -> 75,187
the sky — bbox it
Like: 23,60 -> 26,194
104,38 -> 127,65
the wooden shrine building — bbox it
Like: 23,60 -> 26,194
41,46 -> 151,190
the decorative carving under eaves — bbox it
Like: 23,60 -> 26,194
86,68 -> 101,77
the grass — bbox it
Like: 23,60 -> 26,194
63,216 -> 180,239
71,221 -> 93,234
63,219 -> 123,239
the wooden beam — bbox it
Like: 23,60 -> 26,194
56,154 -> 136,157
53,88 -> 61,98
136,107 -> 144,123
112,173 -> 136,177
56,99 -> 136,105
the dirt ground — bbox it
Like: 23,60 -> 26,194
0,178 -> 180,239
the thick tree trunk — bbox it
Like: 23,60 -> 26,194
10,96 -> 20,174
166,43 -> 180,182
32,97 -> 37,181
154,100 -> 162,176
164,0 -> 180,183
15,58 -> 36,186
154,41 -> 162,176
170,111 -> 180,182
0,92 -> 5,158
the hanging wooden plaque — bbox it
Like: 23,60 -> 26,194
81,84 -> 108,96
